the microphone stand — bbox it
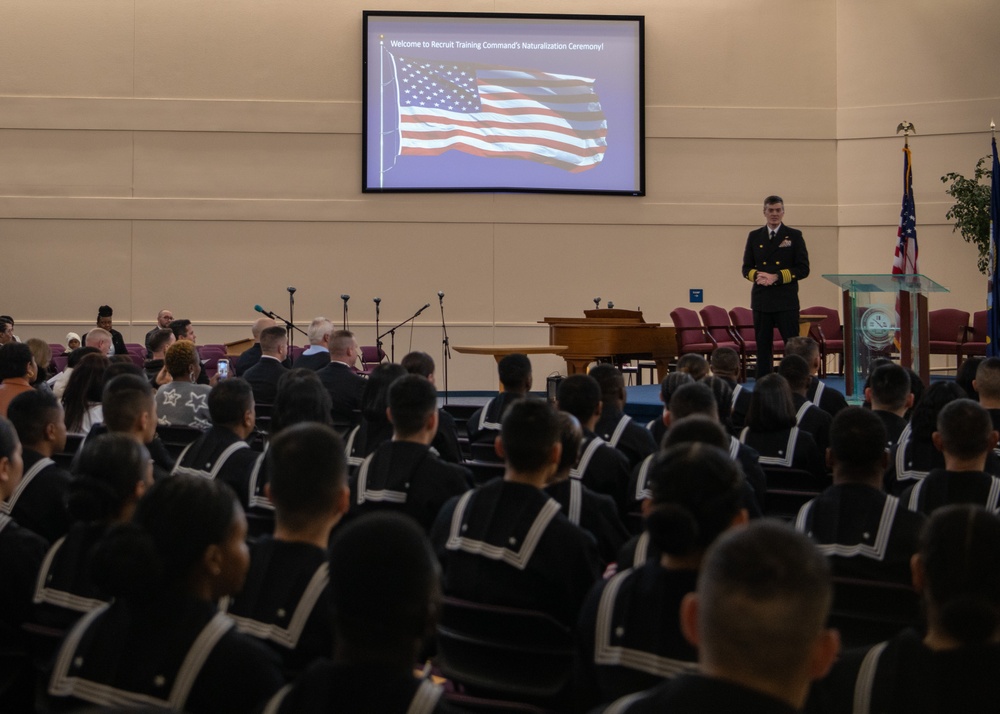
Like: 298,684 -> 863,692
258,307 -> 308,340
287,287 -> 297,350
341,295 -> 350,331
438,292 -> 451,404
378,303 -> 430,363
374,298 -> 383,362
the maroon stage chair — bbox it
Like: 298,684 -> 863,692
960,310 -> 988,363
670,307 -> 718,360
698,305 -> 746,379
802,306 -> 844,376
928,308 -> 971,368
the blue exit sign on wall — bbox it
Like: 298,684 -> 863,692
689,289 -> 703,303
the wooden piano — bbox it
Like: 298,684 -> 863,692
540,309 -> 677,382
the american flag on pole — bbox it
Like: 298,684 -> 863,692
892,145 -> 918,275
391,55 -> 608,172
988,137 -> 1000,357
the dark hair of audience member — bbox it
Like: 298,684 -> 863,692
209,378 -> 254,428
556,374 -> 601,424
710,347 -> 741,379
906,368 -> 925,418
663,414 -> 728,451
0,342 -> 33,380
7,389 -> 61,446
400,351 -> 435,379
659,371 -> 694,404
700,376 -> 734,429
271,369 -> 332,433
501,398 -> 560,473
698,521 -> 832,679
919,505 -> 1000,647
102,374 -> 154,433
777,354 -> 812,393
676,353 -> 709,381
66,346 -> 101,369
910,381 -> 967,442
498,353 -> 532,391
104,360 -> 145,382
148,328 -> 175,355
554,411 -> 583,474
69,433 -> 150,523
387,374 -> 437,438
936,398 -> 993,461
164,340 -> 199,380
328,511 -> 440,655
267,423 -> 347,532
867,363 -> 911,412
644,441 -> 742,559
976,357 -> 1000,401
588,364 -> 625,403
0,415 -> 19,463
62,353 -> 110,433
829,407 -> 888,482
669,382 -> 719,421
956,356 -> 983,402
91,475 -> 243,603
361,363 -> 407,423
745,373 -> 797,432
168,318 -> 192,340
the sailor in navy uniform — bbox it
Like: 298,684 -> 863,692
590,364 -> 658,469
741,196 -> 809,378
431,399 -> 600,627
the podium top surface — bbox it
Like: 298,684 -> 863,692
821,273 -> 949,294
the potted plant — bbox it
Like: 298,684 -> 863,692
941,155 -> 993,276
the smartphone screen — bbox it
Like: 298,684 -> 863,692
217,359 -> 230,379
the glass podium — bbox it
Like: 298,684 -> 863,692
822,274 -> 949,402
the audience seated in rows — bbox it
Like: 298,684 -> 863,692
155,339 -> 212,429
739,373 -> 827,482
795,407 -> 925,586
590,364 -> 658,469
808,505 -> 1000,713
779,354 -> 832,454
578,441 -> 747,710
900,398 -> 1000,516
223,423 -> 348,676
466,352 -> 532,449
785,336 -> 849,418
557,374 -> 632,517
316,330 -> 366,428
348,374 -> 470,533
292,317 -> 333,372
400,350 -> 462,463
595,521 -> 839,713
345,362 -> 406,462
544,411 -> 630,567
866,362 -> 913,451
243,325 -> 290,405
431,398 -> 601,627
5,389 -> 72,542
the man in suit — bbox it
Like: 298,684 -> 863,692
144,308 -> 174,357
234,317 -> 277,375
742,195 -> 810,378
317,330 -> 366,427
293,317 -> 333,371
242,326 -> 288,405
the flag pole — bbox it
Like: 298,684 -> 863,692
379,35 -> 385,189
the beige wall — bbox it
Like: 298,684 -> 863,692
1,0 -> 997,388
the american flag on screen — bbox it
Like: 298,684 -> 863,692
891,146 -> 918,275
391,55 -> 608,172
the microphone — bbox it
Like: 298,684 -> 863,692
607,301 -> 615,309
373,297 -> 381,305
438,291 -> 445,304
254,304 -> 277,319
287,286 -> 297,294
416,303 -> 431,315
593,297 -> 601,309
341,294 -> 350,302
